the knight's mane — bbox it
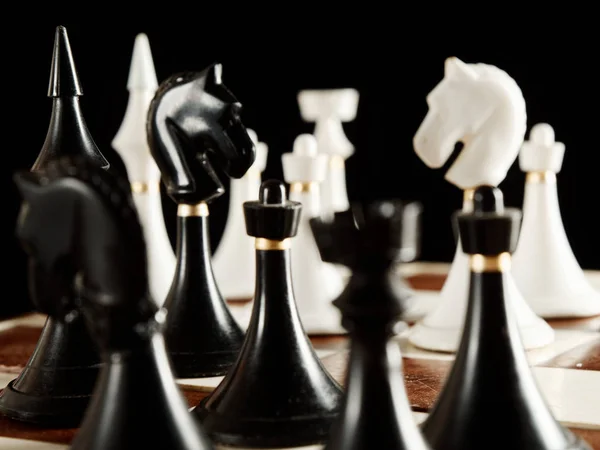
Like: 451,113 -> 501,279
40,156 -> 148,285
469,63 -> 528,142
153,71 -> 197,101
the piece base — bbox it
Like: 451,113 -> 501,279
0,380 -> 92,428
169,350 -> 241,378
526,292 -> 600,319
408,317 -> 555,353
193,398 -> 337,448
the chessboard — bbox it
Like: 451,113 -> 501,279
0,263 -> 599,449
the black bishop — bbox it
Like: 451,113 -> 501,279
0,25 -> 106,427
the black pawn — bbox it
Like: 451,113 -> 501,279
193,179 -> 344,448
0,25 -> 106,427
421,186 -> 591,450
310,201 -> 431,450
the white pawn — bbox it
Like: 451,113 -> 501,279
297,89 -> 359,219
282,134 -> 346,334
212,129 -> 268,300
512,123 -> 600,317
112,33 -> 175,306
409,57 -> 553,352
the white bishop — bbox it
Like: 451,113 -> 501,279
512,123 -> 600,317
282,134 -> 346,334
112,33 -> 175,306
212,129 -> 268,300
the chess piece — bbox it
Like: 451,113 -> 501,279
12,157 -> 214,450
281,133 -> 346,334
194,180 -> 344,448
512,123 -> 600,318
297,89 -> 359,219
421,185 -> 591,450
32,26 -> 109,171
112,33 -> 176,307
147,63 -> 255,377
212,129 -> 268,301
409,57 -> 553,352
310,201 -> 430,450
0,26 -> 105,427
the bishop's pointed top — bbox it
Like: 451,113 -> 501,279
48,26 -> 83,97
127,33 -> 158,90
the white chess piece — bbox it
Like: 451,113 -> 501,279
112,33 -> 175,306
282,134 -> 346,334
512,123 -> 600,317
212,129 -> 268,300
297,89 -> 359,218
409,57 -> 554,352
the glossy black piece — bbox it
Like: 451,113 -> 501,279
422,185 -> 591,450
194,180 -> 343,448
12,157 -> 214,449
147,63 -> 255,204
147,63 -> 255,377
163,214 -> 245,377
0,26 -> 108,428
310,201 -> 430,450
32,26 -> 109,171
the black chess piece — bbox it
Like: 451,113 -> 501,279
421,185 -> 591,450
13,157 -> 214,450
193,180 -> 344,448
32,26 -> 109,171
0,26 -> 107,427
147,63 -> 254,378
310,201 -> 431,450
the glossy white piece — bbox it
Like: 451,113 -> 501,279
281,134 -> 346,334
112,33 -> 175,306
413,57 -> 527,189
512,124 -> 600,318
409,57 -> 553,352
398,328 -> 598,366
212,130 -> 268,300
297,89 -> 359,218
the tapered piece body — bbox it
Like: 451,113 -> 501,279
0,26 -> 106,427
409,57 -> 553,351
164,206 -> 244,376
194,180 -> 343,448
311,201 -> 429,450
13,157 -> 214,449
147,63 -> 256,377
282,134 -> 345,334
422,185 -> 590,450
512,123 -> 600,317
112,33 -> 175,307
212,129 -> 268,301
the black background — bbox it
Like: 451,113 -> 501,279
1,21 -> 597,317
